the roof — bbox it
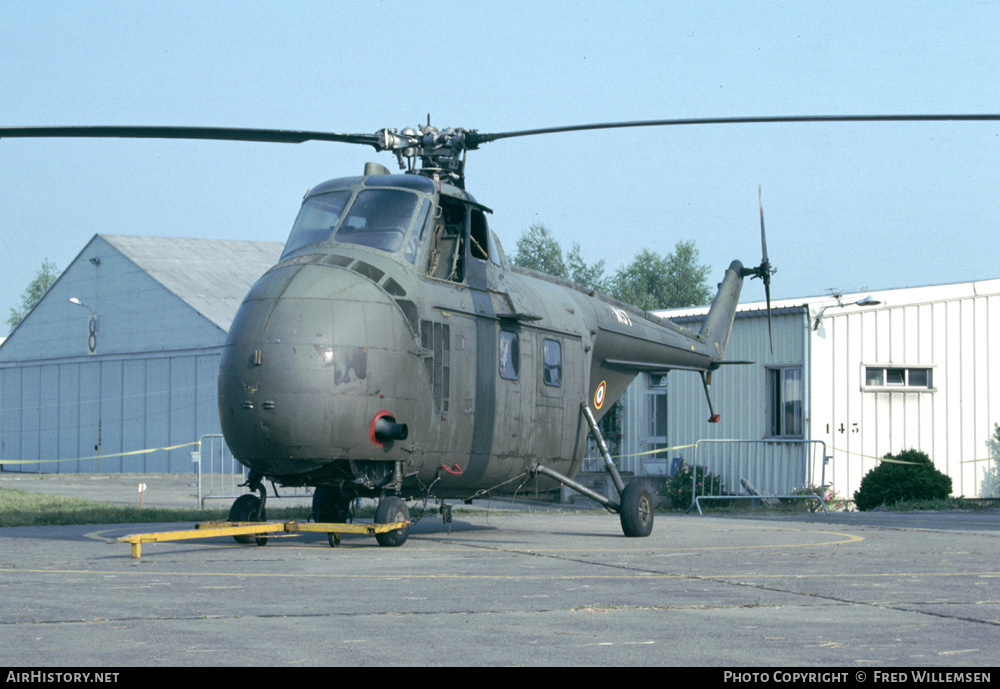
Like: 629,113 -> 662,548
101,234 -> 284,332
655,276 -> 1000,322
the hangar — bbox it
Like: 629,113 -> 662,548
0,234 -> 282,473
616,278 -> 1000,500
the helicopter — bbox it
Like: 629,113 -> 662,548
3,114 -> 998,545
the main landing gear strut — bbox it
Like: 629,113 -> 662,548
227,472 -> 412,548
228,471 -> 269,545
532,403 -> 654,538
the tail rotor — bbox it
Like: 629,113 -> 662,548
742,185 -> 776,352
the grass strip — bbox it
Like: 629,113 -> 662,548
0,487 -> 311,527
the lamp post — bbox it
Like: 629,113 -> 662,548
69,297 -> 98,355
812,294 -> 883,332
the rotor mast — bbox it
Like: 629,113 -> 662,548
375,122 -> 478,188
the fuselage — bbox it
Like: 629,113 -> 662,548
219,171 -> 735,500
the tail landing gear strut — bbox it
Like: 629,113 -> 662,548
532,403 -> 654,538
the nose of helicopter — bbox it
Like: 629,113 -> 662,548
218,261 -> 417,476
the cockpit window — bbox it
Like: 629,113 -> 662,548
334,189 -> 419,252
403,199 -> 431,264
282,190 -> 351,257
281,188 -> 423,259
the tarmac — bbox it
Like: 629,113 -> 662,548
2,471 -> 999,668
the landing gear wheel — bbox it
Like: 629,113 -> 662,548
228,493 -> 268,546
375,496 -> 410,547
619,481 -> 654,538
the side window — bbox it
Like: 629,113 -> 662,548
470,209 -> 489,260
404,199 -> 432,264
542,339 -> 562,387
863,366 -> 934,391
499,331 -> 519,380
427,200 -> 466,282
767,366 -> 803,437
488,231 -> 505,267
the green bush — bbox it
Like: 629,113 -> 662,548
659,462 -> 727,509
789,484 -> 849,511
853,448 -> 952,511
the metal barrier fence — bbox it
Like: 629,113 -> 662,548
688,439 -> 830,514
193,434 -> 247,508
193,434 -> 313,509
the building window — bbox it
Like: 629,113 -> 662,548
542,339 -> 561,387
499,331 -> 519,380
767,366 -> 803,438
648,390 -> 668,438
863,366 -> 934,391
644,385 -> 672,470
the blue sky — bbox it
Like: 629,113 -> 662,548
2,1 -> 998,331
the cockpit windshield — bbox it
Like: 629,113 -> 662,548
282,190 -> 351,257
334,189 -> 418,252
282,188 -> 421,259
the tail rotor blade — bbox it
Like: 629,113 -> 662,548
759,185 -> 773,353
765,280 -> 773,354
759,185 -> 768,266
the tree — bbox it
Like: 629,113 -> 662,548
6,259 -> 61,333
566,243 -> 610,293
511,223 -> 611,294
510,226 -> 711,310
611,241 -> 711,310
510,223 -> 566,278
981,424 -> 1000,498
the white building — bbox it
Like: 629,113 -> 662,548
0,234 -> 282,473
618,278 -> 1000,500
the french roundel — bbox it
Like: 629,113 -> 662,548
594,380 -> 607,410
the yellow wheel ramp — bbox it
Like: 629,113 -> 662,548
114,520 -> 410,559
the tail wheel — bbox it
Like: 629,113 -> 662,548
228,493 -> 268,546
375,496 -> 410,547
619,481 -> 654,538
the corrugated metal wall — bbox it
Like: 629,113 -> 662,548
619,308 -> 807,476
1,353 -> 221,472
813,284 -> 1000,499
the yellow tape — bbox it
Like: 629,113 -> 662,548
828,446 -> 922,464
595,442 -> 995,467
585,443 -> 697,462
0,441 -> 200,466
829,445 -> 994,466
959,456 -> 996,464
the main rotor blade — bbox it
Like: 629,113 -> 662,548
471,113 -> 1000,145
7,115 -> 999,151
0,126 -> 381,148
